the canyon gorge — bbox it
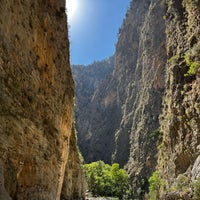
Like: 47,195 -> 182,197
0,0 -> 199,199
74,0 -> 200,199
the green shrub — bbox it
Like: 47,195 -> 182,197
168,174 -> 190,196
184,53 -> 199,76
148,171 -> 159,200
175,174 -> 189,191
194,178 -> 200,198
168,55 -> 178,65
184,45 -> 200,76
84,161 -> 130,199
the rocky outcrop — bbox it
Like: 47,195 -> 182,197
0,0 -> 85,199
157,0 -> 200,199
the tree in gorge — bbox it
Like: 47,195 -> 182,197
84,161 -> 130,199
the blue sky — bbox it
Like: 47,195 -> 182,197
66,0 -> 130,65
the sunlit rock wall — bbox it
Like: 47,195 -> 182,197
112,0 -> 167,198
0,0 -> 85,199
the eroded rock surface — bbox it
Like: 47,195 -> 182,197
113,0 -> 166,197
158,0 -> 200,199
0,162 -> 12,200
0,0 -> 85,199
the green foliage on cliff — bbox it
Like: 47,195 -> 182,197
184,53 -> 199,76
184,43 -> 200,76
175,174 -> 189,191
194,178 -> 200,198
84,161 -> 130,199
148,171 -> 166,200
148,171 -> 159,200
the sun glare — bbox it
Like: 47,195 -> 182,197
66,0 -> 78,21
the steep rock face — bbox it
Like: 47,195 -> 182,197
73,0 -> 166,197
0,0 -> 85,199
158,0 -> 200,199
72,57 -> 116,164
61,127 -> 86,200
112,0 -> 166,197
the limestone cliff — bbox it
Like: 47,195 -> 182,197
72,57 -> 116,164
0,0 -> 85,199
112,0 -> 166,197
73,0 -> 166,198
157,0 -> 200,199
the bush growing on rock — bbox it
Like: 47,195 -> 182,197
148,171 -> 159,200
194,178 -> 200,198
175,174 -> 189,191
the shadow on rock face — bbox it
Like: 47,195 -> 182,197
0,161 -> 12,200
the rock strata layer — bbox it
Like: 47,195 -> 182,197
0,0 -> 85,199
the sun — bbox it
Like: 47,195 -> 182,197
66,0 -> 78,21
